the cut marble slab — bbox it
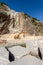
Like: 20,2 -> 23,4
8,55 -> 43,65
0,47 -> 9,65
9,46 -> 30,59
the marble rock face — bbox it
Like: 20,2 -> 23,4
0,3 -> 43,36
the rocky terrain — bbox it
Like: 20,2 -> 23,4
0,37 -> 43,65
0,2 -> 43,65
0,2 -> 43,37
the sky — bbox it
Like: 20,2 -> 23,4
0,0 -> 43,22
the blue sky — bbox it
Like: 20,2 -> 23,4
0,0 -> 43,22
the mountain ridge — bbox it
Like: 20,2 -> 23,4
0,2 -> 43,37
